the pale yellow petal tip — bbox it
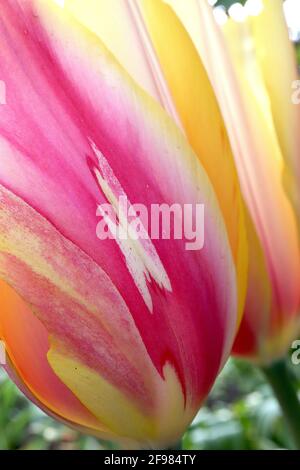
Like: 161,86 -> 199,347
48,345 -> 193,448
53,0 -> 65,7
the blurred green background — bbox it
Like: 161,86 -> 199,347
1,358 -> 300,450
215,0 -> 246,7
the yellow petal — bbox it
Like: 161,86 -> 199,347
167,0 -> 300,358
222,16 -> 300,317
250,0 -> 300,214
48,345 -> 191,449
62,0 -> 164,105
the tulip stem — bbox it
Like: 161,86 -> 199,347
261,358 -> 300,449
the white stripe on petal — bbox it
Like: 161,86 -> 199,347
91,140 -> 172,313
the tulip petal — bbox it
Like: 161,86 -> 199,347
0,0 -> 237,443
0,280 -> 105,432
62,0 -> 182,126
138,0 -> 248,329
164,0 -> 300,360
0,183 -> 191,444
221,15 -> 300,343
184,1 -> 300,360
232,215 -> 271,359
59,0 -> 159,102
250,0 -> 300,215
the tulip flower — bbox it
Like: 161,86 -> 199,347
67,0 -> 300,364
0,0 -> 248,449
195,0 -> 300,447
192,0 -> 300,364
137,0 -> 300,364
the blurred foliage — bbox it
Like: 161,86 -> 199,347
183,358 -> 300,450
1,357 -> 300,450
